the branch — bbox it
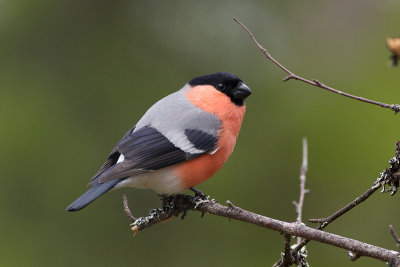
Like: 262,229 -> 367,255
389,225 -> 400,246
273,155 -> 381,266
273,140 -> 400,265
282,234 -> 294,267
233,18 -> 400,114
274,180 -> 382,266
292,138 -> 309,244
123,194 -> 399,264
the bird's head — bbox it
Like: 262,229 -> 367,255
188,72 -> 252,106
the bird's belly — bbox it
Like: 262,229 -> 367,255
114,167 -> 185,195
175,132 -> 236,189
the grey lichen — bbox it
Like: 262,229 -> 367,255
131,208 -> 166,227
377,141 -> 400,196
194,195 -> 215,209
293,245 -> 309,267
129,194 -> 215,230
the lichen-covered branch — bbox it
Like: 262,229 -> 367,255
124,141 -> 400,265
123,194 -> 399,263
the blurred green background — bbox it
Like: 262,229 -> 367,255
1,0 -> 400,266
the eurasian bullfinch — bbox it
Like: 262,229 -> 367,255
66,72 -> 251,211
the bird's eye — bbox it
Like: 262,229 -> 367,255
217,83 -> 225,91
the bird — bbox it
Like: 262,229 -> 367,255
66,72 -> 252,212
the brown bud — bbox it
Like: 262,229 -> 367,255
387,37 -> 400,66
387,37 -> 400,56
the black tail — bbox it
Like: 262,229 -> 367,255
66,179 -> 121,212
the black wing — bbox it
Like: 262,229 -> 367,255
89,126 -> 136,184
93,125 -> 218,184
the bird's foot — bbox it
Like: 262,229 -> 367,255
189,187 -> 214,212
189,187 -> 207,200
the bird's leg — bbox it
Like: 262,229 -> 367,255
189,187 -> 207,200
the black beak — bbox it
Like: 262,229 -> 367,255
233,82 -> 252,100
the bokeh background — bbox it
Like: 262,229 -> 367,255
1,0 -> 400,266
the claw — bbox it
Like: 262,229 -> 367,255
190,187 -> 207,200
391,186 -> 398,196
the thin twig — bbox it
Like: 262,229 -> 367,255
233,18 -> 400,114
274,139 -> 309,267
389,225 -> 400,246
292,138 -> 309,245
308,183 -> 381,226
122,194 -> 136,222
123,194 -> 399,263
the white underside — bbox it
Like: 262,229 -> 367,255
113,166 -> 184,195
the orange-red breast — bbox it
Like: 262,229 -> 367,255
66,72 -> 251,211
